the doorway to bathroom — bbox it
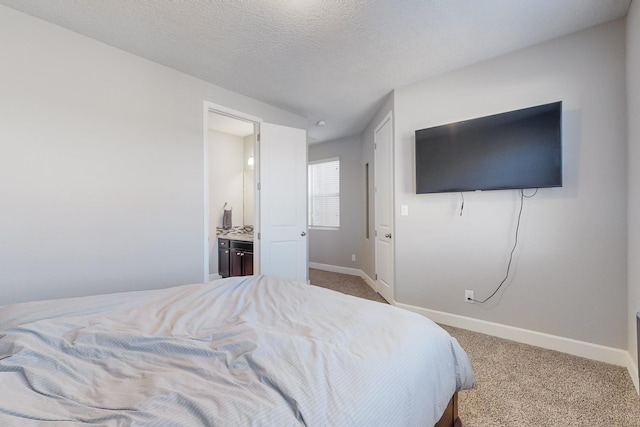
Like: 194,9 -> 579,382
206,110 -> 257,279
203,102 -> 309,283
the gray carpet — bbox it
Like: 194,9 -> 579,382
309,268 -> 388,303
309,268 -> 640,426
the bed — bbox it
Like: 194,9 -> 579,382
0,275 -> 475,426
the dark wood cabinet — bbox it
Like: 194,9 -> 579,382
219,238 -> 253,278
230,240 -> 253,277
243,251 -> 254,275
218,239 -> 230,278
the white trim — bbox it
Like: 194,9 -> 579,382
208,274 -> 222,281
395,302 -> 630,368
308,156 -> 340,165
360,271 -> 377,294
308,263 -> 379,296
626,351 -> 640,394
308,264 -> 638,393
202,106 -> 211,283
203,101 -> 263,124
309,262 -> 361,277
308,157 -> 340,229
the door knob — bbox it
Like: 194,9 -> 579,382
385,233 -> 392,238
301,231 -> 307,236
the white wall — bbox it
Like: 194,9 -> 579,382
393,20 -> 627,349
0,5 -> 305,305
209,129 -> 245,230
627,0 -> 640,381
308,135 -> 364,270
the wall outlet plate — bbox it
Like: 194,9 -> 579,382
465,290 -> 474,303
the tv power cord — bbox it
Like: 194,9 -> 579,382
471,188 -> 538,304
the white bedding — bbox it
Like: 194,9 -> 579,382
0,275 -> 474,426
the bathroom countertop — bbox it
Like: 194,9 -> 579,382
216,227 -> 254,242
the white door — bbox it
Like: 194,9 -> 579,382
374,112 -> 394,302
259,123 -> 308,282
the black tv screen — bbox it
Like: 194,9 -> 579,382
415,101 -> 562,194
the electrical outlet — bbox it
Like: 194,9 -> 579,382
465,290 -> 474,304
352,254 -> 356,262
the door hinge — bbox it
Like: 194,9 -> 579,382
257,232 -> 261,240
257,182 -> 261,190
375,273 -> 378,280
374,230 -> 377,237
374,143 -> 377,150
257,133 -> 261,142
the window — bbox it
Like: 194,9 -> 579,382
308,158 -> 340,228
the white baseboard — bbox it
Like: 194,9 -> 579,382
626,352 -> 640,394
360,271 -> 377,293
308,263 -> 639,395
309,262 -> 361,277
395,302 -> 631,369
309,262 -> 379,295
209,273 -> 222,281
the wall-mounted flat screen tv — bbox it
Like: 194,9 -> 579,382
415,101 -> 562,194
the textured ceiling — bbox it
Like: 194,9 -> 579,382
0,0 -> 631,143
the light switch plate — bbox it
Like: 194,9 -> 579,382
401,205 -> 409,216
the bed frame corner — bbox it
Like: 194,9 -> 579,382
434,391 -> 462,427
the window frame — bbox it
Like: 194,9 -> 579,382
308,157 -> 340,231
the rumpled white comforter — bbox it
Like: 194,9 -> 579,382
0,275 -> 474,426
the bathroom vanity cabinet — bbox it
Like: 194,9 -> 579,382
230,240 -> 253,277
218,238 -> 253,278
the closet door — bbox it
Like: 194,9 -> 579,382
374,112 -> 394,303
